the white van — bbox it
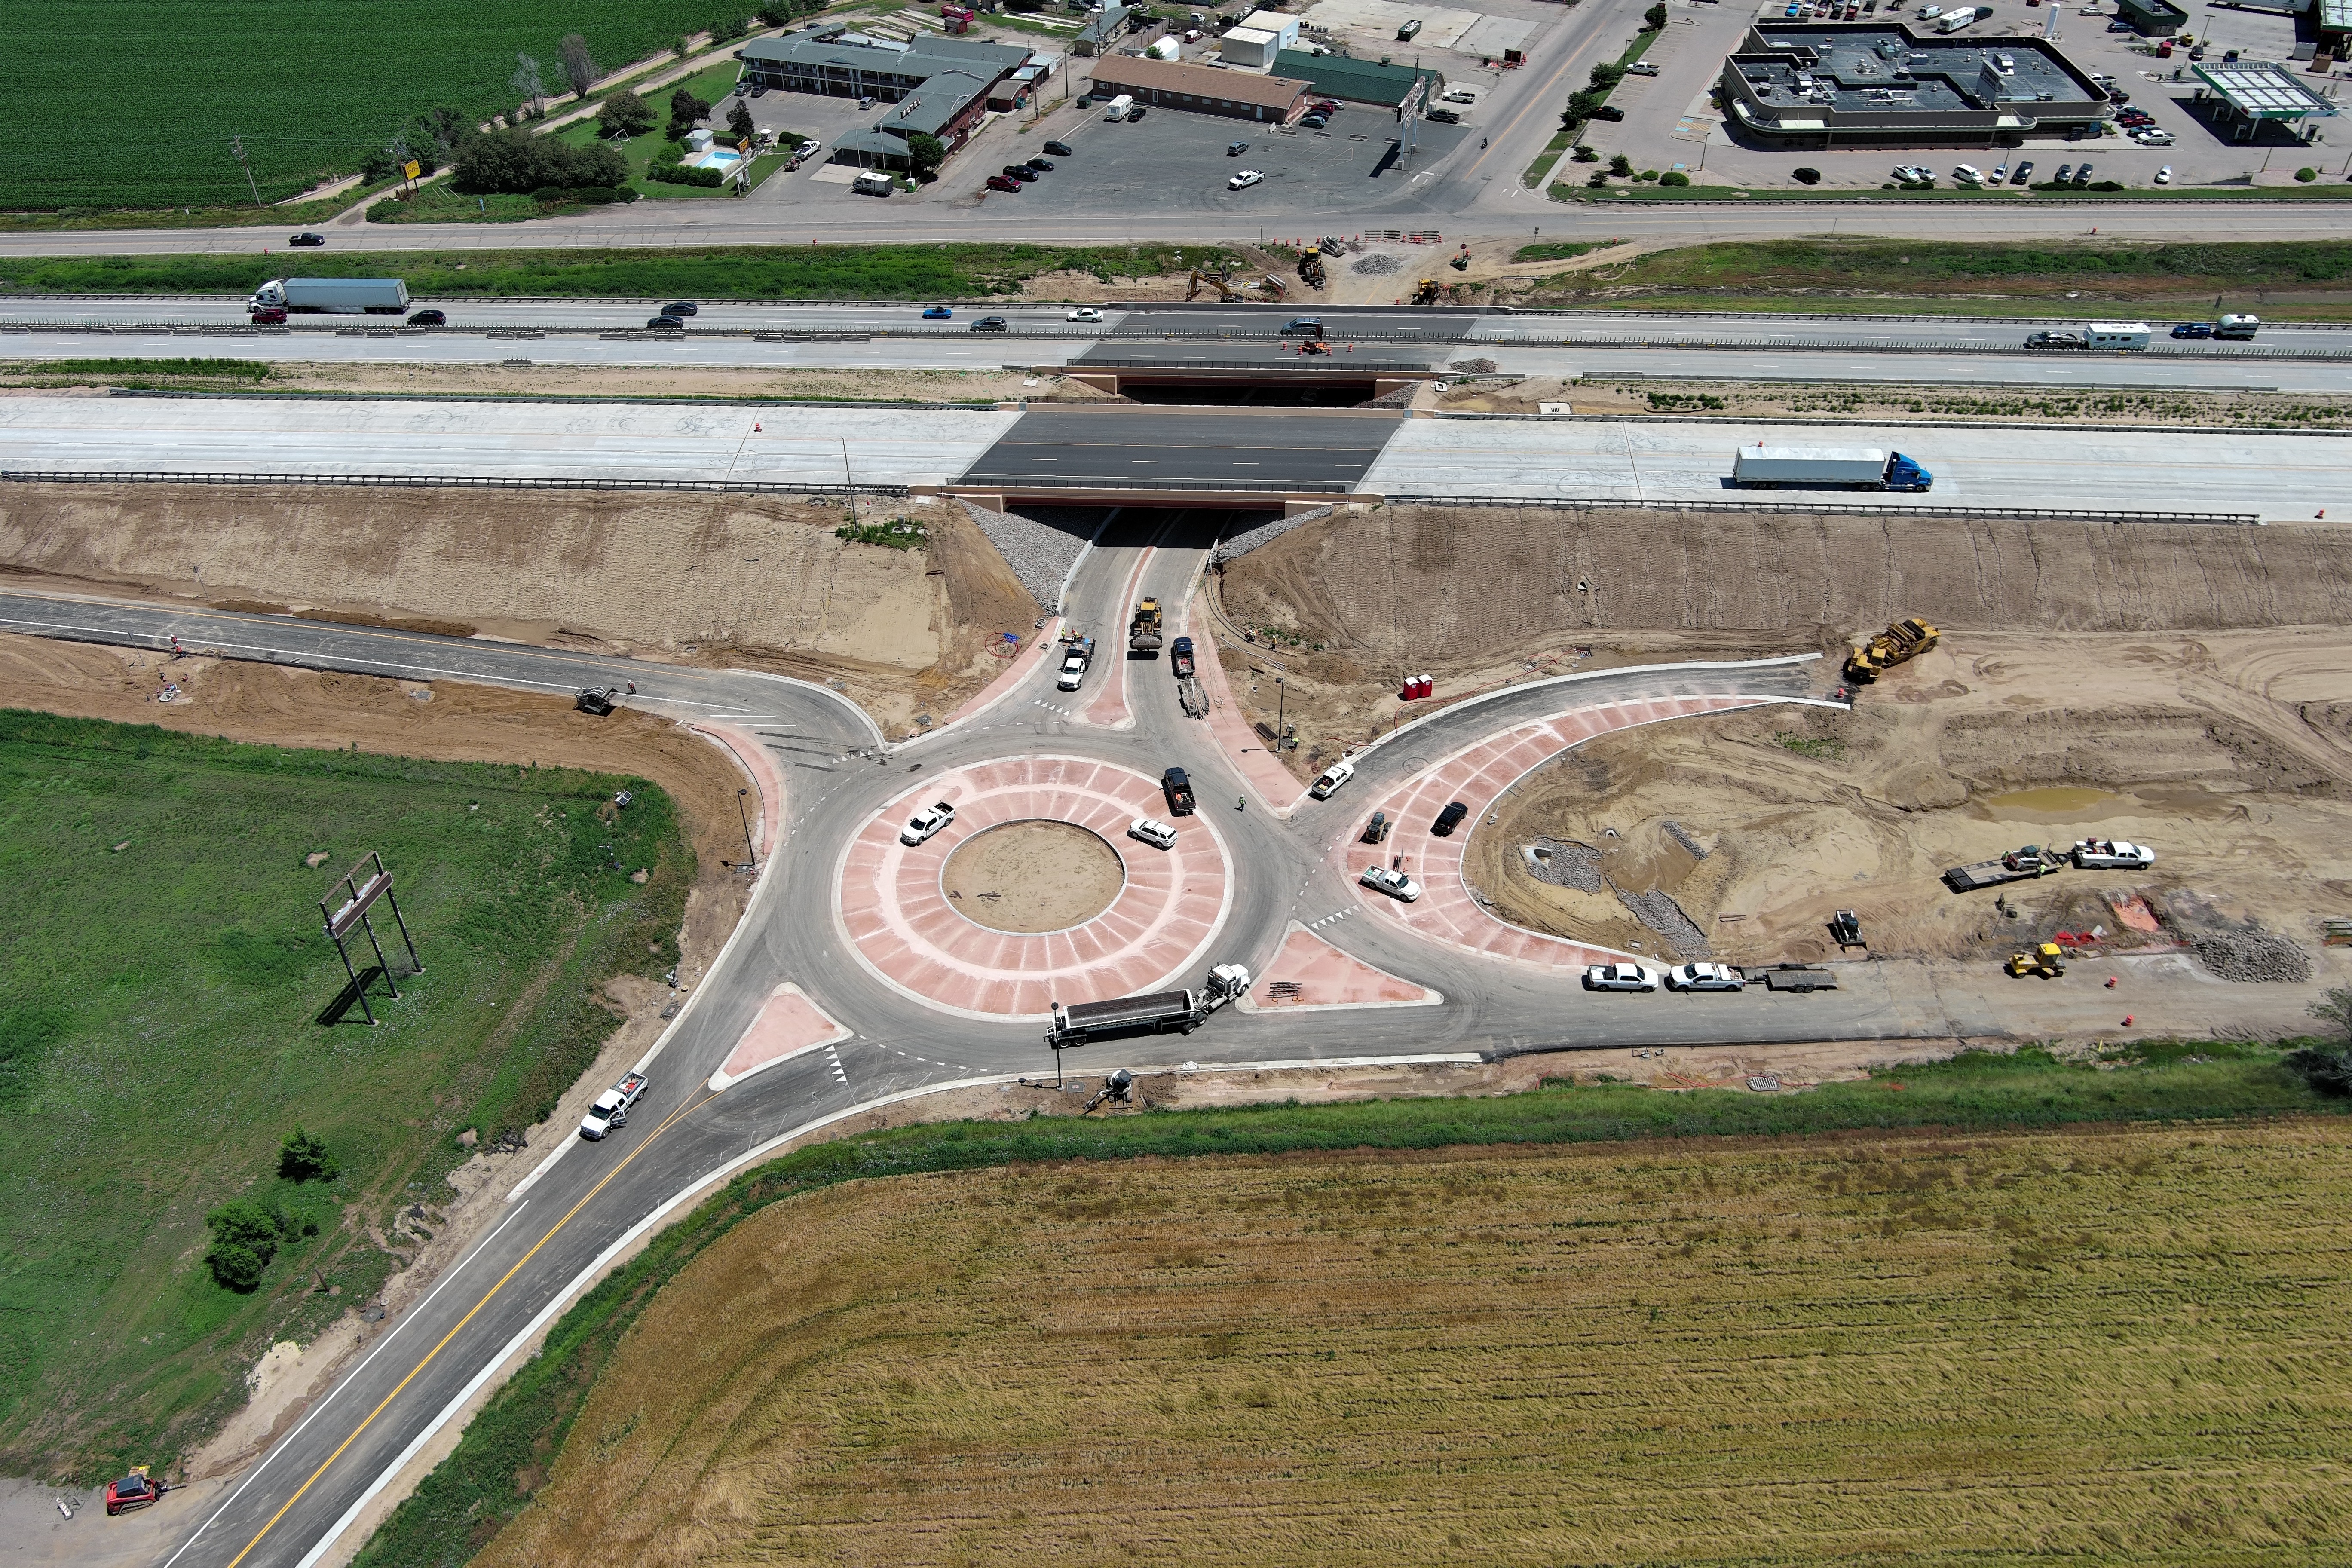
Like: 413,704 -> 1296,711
1309,759 -> 1355,799
851,169 -> 894,196
1104,93 -> 1135,121
2085,321 -> 2150,350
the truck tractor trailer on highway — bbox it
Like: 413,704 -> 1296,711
248,278 -> 412,315
1731,446 -> 1932,492
1044,962 -> 1252,1049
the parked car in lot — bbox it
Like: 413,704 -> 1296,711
985,174 -> 1021,192
1626,60 -> 1657,75
1300,113 -> 1330,129
2155,164 -> 2173,184
1360,864 -> 1423,902
1024,157 -> 1055,172
1666,962 -> 1747,992
923,304 -> 954,319
1044,138 -> 1075,156
900,800 -> 957,845
289,231 -> 326,247
1892,162 -> 1932,182
1431,800 -> 1470,836
406,308 -> 446,326
1953,162 -> 1984,184
1228,139 -> 1250,155
970,315 -> 1009,332
1000,164 -> 1031,183
1228,168 -> 1265,190
2010,159 -> 2034,184
1129,816 -> 1179,850
1584,962 -> 1662,992
1588,104 -> 1626,121
2072,162 -> 2093,184
2133,129 -> 2173,145
1067,306 -> 1105,323
1426,106 -> 1461,124
1128,105 -> 1147,120
2052,162 -> 2073,184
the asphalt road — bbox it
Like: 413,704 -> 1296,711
956,409 -> 1404,492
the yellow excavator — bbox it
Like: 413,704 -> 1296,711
1844,616 -> 1939,683
1186,268 -> 1240,302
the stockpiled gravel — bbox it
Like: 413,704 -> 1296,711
2189,931 -> 2314,983
1351,252 -> 1403,276
956,499 -> 1087,609
1214,507 -> 1332,563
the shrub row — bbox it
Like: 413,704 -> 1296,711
647,162 -> 727,187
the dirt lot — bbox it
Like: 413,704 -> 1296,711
469,1119 -> 2352,1568
1472,629 -> 2352,968
1213,505 -> 2352,779
0,482 -> 1040,735
940,821 -> 1124,934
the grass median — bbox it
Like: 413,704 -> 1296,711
0,711 -> 689,1484
355,1037 -> 2349,1568
0,242 -> 1194,303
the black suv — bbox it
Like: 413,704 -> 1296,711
1431,800 -> 1470,836
1044,139 -> 1075,156
406,308 -> 447,327
1280,316 -> 1325,336
970,315 -> 1009,332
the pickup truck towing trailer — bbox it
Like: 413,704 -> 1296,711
1056,635 -> 1095,691
1045,962 -> 1251,1048
1942,844 -> 2064,893
1730,446 -> 1932,491
2073,838 -> 2155,869
1170,636 -> 1196,679
248,277 -> 412,315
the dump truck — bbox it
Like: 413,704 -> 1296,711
1129,596 -> 1164,653
1732,446 -> 1933,491
1843,616 -> 1939,683
574,687 -> 620,715
1044,962 -> 1252,1047
1170,635 -> 1196,679
248,277 -> 411,315
1943,844 -> 2064,893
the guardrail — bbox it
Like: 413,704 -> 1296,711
1377,493 -> 2263,525
1,470 -> 904,497
955,475 -> 1357,493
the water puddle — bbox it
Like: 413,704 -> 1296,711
1982,786 -> 2122,822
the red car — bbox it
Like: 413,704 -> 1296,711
250,306 -> 288,324
106,1471 -> 161,1515
1311,99 -> 1341,113
985,174 -> 1020,192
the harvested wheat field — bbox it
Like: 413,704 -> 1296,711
478,1120 -> 2352,1568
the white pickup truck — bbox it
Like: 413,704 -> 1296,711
579,1071 -> 648,1140
900,800 -> 957,846
2072,839 -> 2154,869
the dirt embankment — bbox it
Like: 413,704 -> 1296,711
1471,630 -> 2352,968
0,483 -> 1042,733
1213,506 -> 2352,775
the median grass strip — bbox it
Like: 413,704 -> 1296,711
0,243 -> 1194,303
0,711 -> 689,1484
1515,236 -> 2352,316
353,1039 -> 2348,1568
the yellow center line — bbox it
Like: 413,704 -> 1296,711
222,1089 -> 719,1568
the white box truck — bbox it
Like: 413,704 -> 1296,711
1104,93 -> 1136,121
247,277 -> 410,315
1730,446 -> 1934,491
2084,322 -> 2150,350
852,169 -> 894,196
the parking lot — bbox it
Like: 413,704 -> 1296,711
1589,0 -> 2343,192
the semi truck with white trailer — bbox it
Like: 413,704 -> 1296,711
1044,962 -> 1252,1049
248,278 -> 412,315
1730,447 -> 1933,491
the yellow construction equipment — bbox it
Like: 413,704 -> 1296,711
1411,278 -> 1442,305
1298,246 -> 1326,289
1843,616 -> 1939,683
1185,268 -> 1240,302
2005,942 -> 2067,978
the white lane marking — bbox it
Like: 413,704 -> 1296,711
157,1200 -> 533,1568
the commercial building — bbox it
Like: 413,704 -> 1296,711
1220,9 -> 1302,69
1074,5 -> 1136,57
2112,0 -> 2189,37
1081,56 -> 1311,120
1271,49 -> 1444,108
1718,23 -> 2109,146
737,30 -> 1040,170
2190,60 -> 2338,141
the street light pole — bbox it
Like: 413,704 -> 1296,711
1275,675 -> 1286,752
735,787 -> 757,868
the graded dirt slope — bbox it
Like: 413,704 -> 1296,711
0,483 -> 1040,733
471,1120 -> 2352,1568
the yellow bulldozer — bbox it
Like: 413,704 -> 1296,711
1843,616 -> 1939,684
2005,942 -> 2067,979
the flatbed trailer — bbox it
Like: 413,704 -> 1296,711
1942,846 -> 2064,893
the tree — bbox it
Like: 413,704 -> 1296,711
205,1198 -> 287,1292
669,86 -> 712,139
453,128 -> 628,193
561,33 -> 600,98
1643,1 -> 1668,29
727,99 -> 756,141
1562,90 -> 1605,125
905,132 -> 947,181
278,1127 -> 339,1183
598,88 -> 655,139
1608,152 -> 1632,176
512,52 -> 546,112
1588,61 -> 1626,90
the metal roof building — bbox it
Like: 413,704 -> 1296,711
1083,56 -> 1311,119
1270,49 -> 1444,107
1719,22 -> 2108,145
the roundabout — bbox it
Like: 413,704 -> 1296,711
837,755 -> 1234,1020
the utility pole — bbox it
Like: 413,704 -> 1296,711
1275,674 -> 1287,752
841,437 -> 855,524
735,787 -> 758,868
231,136 -> 262,208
